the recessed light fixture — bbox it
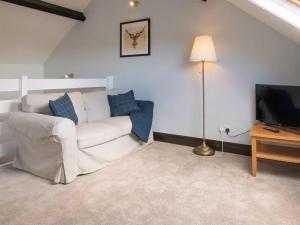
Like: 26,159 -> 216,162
129,0 -> 139,7
290,0 -> 300,6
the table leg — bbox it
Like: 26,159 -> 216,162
251,138 -> 257,177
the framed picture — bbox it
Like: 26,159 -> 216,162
120,18 -> 150,57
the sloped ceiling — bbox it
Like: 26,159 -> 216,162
0,0 -> 90,64
226,0 -> 300,45
1,0 -> 299,65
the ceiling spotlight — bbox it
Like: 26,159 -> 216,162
290,0 -> 300,6
129,0 -> 139,7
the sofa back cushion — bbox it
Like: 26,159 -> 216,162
82,90 -> 115,123
22,93 -> 61,114
68,92 -> 88,124
22,92 -> 87,124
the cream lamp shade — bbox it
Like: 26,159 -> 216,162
190,36 -> 217,62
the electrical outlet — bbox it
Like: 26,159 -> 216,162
219,126 -> 230,133
219,126 -> 227,133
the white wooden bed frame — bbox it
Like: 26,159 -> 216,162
0,76 -> 113,161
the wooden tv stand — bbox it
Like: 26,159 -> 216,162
250,124 -> 300,176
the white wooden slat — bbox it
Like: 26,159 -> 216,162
0,79 -> 19,92
0,99 -> 20,115
106,76 -> 114,90
20,76 -> 28,97
28,78 -> 108,91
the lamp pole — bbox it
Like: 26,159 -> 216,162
202,60 -> 206,146
193,60 -> 215,156
190,35 -> 216,156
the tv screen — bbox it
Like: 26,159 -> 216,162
256,84 -> 300,129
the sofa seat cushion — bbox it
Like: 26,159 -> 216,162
77,116 -> 132,149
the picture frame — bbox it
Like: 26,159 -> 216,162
120,18 -> 151,57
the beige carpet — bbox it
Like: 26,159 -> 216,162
0,142 -> 299,225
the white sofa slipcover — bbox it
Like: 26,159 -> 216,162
9,90 -> 152,184
76,117 -> 132,149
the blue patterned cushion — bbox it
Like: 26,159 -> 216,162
107,90 -> 140,117
49,93 -> 78,125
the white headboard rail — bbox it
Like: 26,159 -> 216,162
0,76 -> 113,159
0,76 -> 114,112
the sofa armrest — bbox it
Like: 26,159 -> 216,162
9,112 -> 79,183
8,112 -> 76,141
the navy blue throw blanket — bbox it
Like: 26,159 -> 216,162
130,100 -> 154,143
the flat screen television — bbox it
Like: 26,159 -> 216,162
256,84 -> 300,132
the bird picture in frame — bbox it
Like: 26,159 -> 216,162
120,18 -> 150,57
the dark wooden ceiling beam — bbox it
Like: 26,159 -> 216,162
1,0 -> 86,21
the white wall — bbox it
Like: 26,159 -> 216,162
0,64 -> 43,78
44,0 -> 300,145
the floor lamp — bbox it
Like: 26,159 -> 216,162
190,36 -> 217,156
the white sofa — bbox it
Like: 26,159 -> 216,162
8,90 -> 152,184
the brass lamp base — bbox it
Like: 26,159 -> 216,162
193,143 -> 215,156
